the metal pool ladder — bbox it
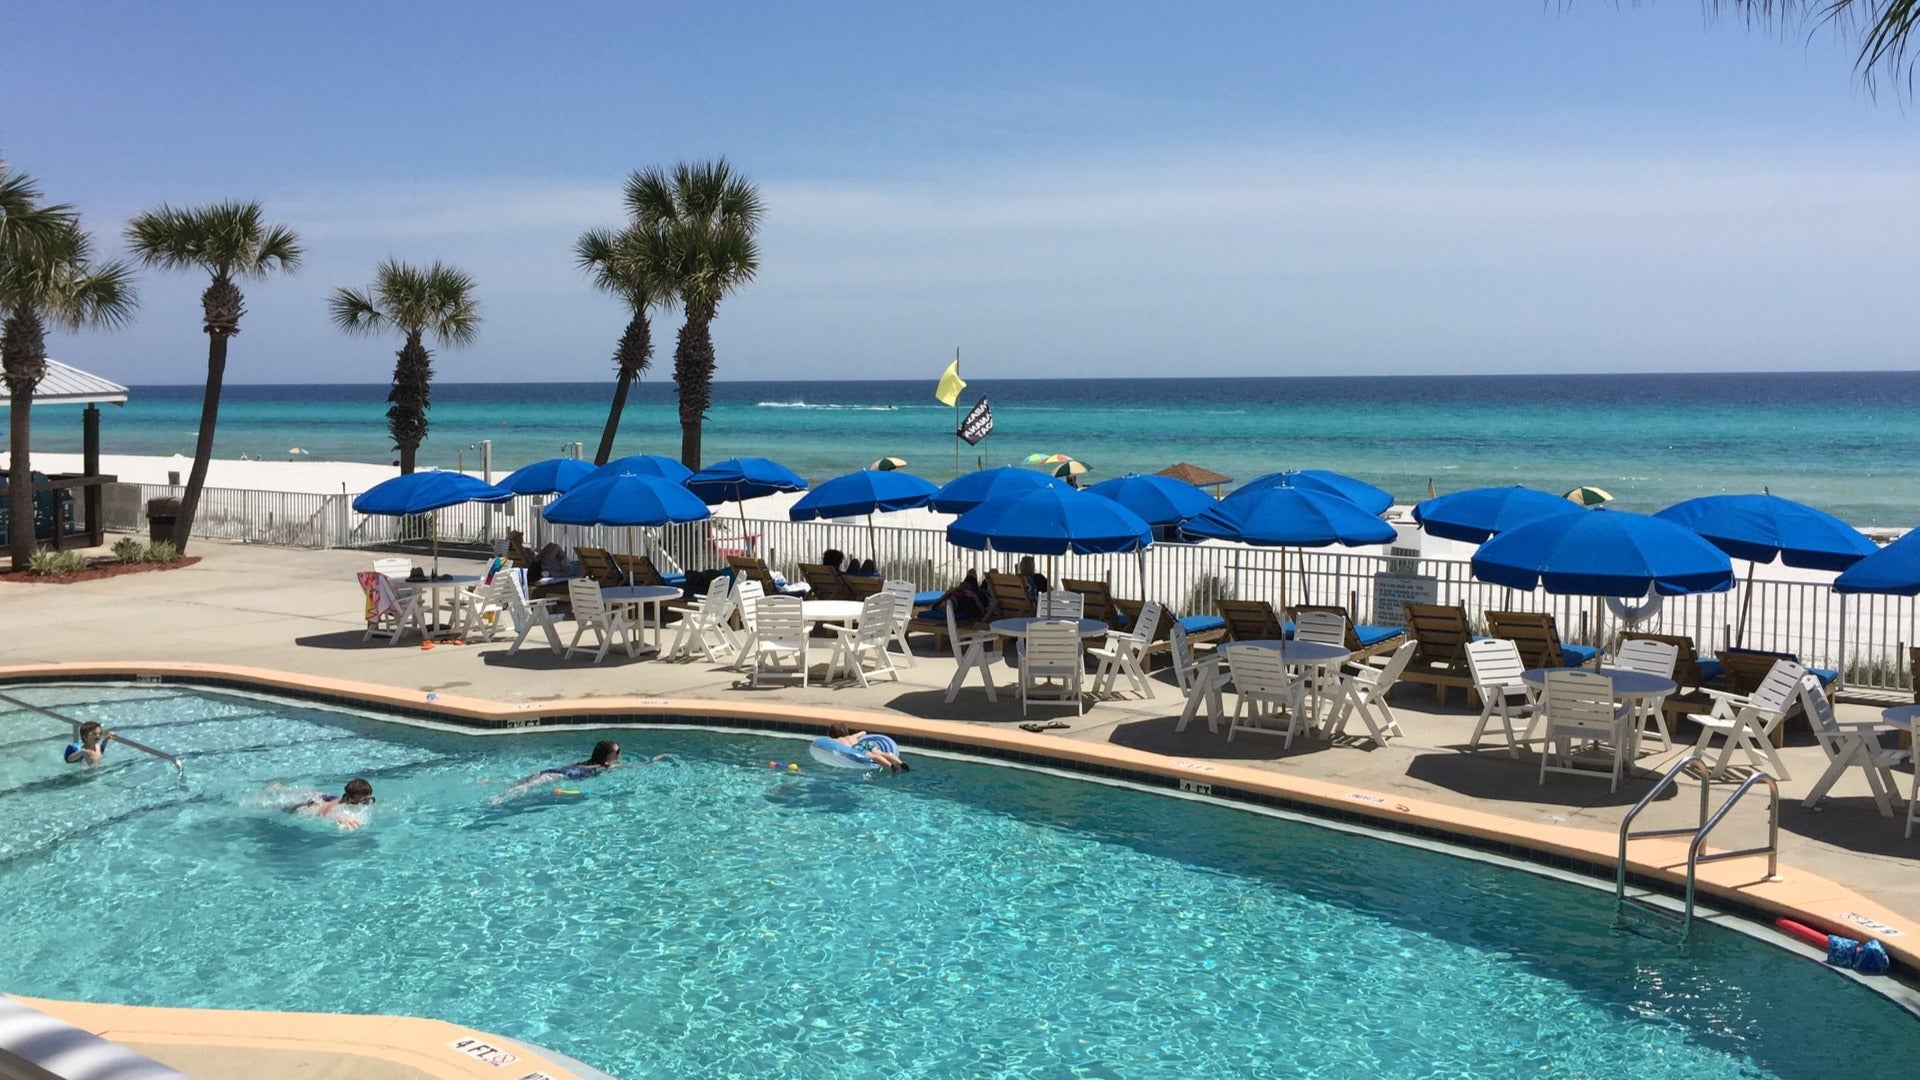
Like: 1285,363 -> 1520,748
1615,753 -> 1780,938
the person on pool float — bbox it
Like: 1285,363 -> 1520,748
827,722 -> 908,772
293,778 -> 376,830
64,721 -> 114,766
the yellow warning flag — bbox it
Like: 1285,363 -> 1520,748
935,358 -> 966,407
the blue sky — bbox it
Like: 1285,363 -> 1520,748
5,1 -> 1917,384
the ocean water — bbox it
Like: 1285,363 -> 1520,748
4,683 -> 1918,1080
29,372 -> 1920,526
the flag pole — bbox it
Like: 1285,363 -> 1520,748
952,347 -> 961,479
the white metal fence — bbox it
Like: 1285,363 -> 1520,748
109,484 -> 1920,693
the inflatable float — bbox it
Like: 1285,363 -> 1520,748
808,734 -> 899,770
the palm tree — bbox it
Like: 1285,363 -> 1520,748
1712,3 -> 1916,89
125,202 -> 301,552
625,160 -> 763,469
1,162 -> 137,569
576,222 -> 674,465
329,260 -> 480,474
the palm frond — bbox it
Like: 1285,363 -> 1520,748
328,287 -> 387,336
0,166 -> 79,257
1710,0 -> 1920,92
45,258 -> 139,332
126,200 -> 303,278
623,168 -> 679,230
339,259 -> 480,348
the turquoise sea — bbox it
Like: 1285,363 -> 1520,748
30,372 -> 1920,526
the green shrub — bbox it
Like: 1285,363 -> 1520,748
142,540 -> 179,563
112,537 -> 145,563
27,549 -> 89,576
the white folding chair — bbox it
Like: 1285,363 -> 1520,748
668,575 -> 738,663
826,593 -> 901,688
452,576 -> 513,642
882,579 -> 918,667
1091,600 -> 1162,700
1172,625 -> 1231,734
564,578 -> 640,663
1037,589 -> 1085,620
1538,670 -> 1627,791
941,601 -> 999,704
1226,645 -> 1311,747
750,594 -> 809,687
1688,659 -> 1803,781
357,571 -> 426,646
1293,610 -> 1347,647
1329,639 -> 1416,746
498,568 -> 562,655
1612,638 -> 1679,752
1466,639 -> 1536,757
727,579 -> 767,671
1799,675 -> 1907,817
1019,620 -> 1085,717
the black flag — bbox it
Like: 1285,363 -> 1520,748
957,396 -> 993,446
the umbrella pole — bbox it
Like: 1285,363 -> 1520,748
431,510 -> 441,577
868,513 -> 878,570
1735,561 -> 1756,647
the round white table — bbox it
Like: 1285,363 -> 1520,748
801,599 -> 866,627
400,572 -> 481,639
603,584 -> 684,648
1522,667 -> 1678,758
1881,703 -> 1920,732
1223,639 -> 1354,729
989,617 -> 1110,639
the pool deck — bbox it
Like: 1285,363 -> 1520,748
3,540 -> 1918,1072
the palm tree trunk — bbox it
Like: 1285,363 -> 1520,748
594,313 -> 650,465
387,331 -> 433,475
4,310 -> 49,570
673,306 -> 715,469
170,332 -> 228,553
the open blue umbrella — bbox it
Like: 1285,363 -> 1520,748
929,466 -> 1065,515
948,487 -> 1151,556
1083,473 -> 1214,528
791,469 -> 941,557
685,457 -> 809,505
1182,486 -> 1396,607
543,473 -> 711,527
1835,529 -> 1920,595
1472,509 -> 1733,597
1229,470 -> 1395,516
352,471 -> 513,574
1657,493 -> 1877,643
1413,485 -> 1584,544
585,453 -> 693,486
498,457 -> 595,496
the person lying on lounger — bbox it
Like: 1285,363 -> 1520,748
827,722 -> 908,772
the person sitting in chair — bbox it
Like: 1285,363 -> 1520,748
932,569 -> 992,621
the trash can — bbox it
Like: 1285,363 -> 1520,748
146,496 -> 181,544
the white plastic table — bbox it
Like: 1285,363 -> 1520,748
1522,667 -> 1677,759
397,572 -> 481,639
801,600 -> 866,628
603,584 -> 684,649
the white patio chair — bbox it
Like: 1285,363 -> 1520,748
1687,658 -> 1802,781
750,594 -> 809,687
1328,639 -> 1416,746
1538,670 -> 1627,792
882,579 -> 918,667
564,578 -> 640,663
1466,638 -> 1536,757
728,579 -> 767,671
1091,600 -> 1162,700
497,568 -> 562,656
357,570 -> 426,646
942,601 -> 999,704
1037,589 -> 1085,620
667,575 -> 738,662
1019,620 -> 1085,717
452,575 -> 514,642
372,556 -> 413,579
1172,625 -> 1231,734
1293,610 -> 1347,647
1798,675 -> 1907,817
1612,637 -> 1679,752
1226,644 -> 1312,747
826,593 -> 901,688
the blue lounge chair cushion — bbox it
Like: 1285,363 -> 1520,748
1278,620 -> 1403,648
1694,659 -> 1723,685
1809,666 -> 1838,685
914,590 -> 944,609
1560,644 -> 1600,667
663,572 -> 686,586
1180,615 -> 1227,636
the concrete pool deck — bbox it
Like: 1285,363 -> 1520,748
3,539 -> 1918,1072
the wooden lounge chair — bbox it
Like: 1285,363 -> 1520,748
1286,603 -> 1408,662
1218,599 -> 1284,642
984,570 -> 1036,620
575,546 -> 623,587
1061,578 -> 1121,628
1485,611 -> 1598,671
612,553 -> 671,587
1399,602 -> 1475,706
798,562 -> 855,600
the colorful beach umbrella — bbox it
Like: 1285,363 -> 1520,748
947,487 -> 1151,556
585,453 -> 693,486
869,456 -> 907,471
1471,509 -> 1732,597
1412,485 -> 1584,544
1229,470 -> 1394,516
1051,459 -> 1090,480
1563,485 -> 1613,508
1084,473 -> 1214,528
929,466 -> 1065,515
499,457 -> 595,496
1834,529 -> 1920,596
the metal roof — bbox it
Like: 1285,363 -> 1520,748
0,359 -> 128,406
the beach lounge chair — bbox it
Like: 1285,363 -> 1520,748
1400,603 -> 1476,705
798,562 -> 854,601
825,593 -> 900,688
1061,578 -> 1121,627
729,554 -> 805,597
575,546 -> 622,587
1091,600 -> 1162,700
1611,637 -> 1679,752
1466,638 -> 1536,756
942,601 -> 998,704
1227,645 -> 1312,748
1019,620 -> 1085,717
358,570 -> 426,646
564,578 -> 641,663
1485,611 -> 1598,670
1687,658 -> 1803,781
750,594 -> 809,687
984,570 -> 1036,620
1286,604 -> 1408,662
1218,599 -> 1284,642
1538,670 -> 1627,792
1799,675 -> 1907,818
612,553 -> 672,588
1328,639 -> 1416,746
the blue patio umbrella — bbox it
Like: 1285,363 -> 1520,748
1229,470 -> 1395,517
585,453 -> 693,486
1183,486 -> 1396,607
791,469 -> 941,559
498,457 -> 595,496
1835,529 -> 1920,596
1657,493 -> 1877,643
928,466 -> 1064,515
1083,473 -> 1215,528
947,487 -> 1152,556
685,457 -> 809,504
543,472 -> 713,585
351,471 -> 513,574
1471,509 -> 1733,597
1413,485 -> 1584,544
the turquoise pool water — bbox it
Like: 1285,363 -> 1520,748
0,685 -> 1915,1079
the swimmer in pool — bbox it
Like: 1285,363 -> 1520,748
826,722 -> 908,772
499,740 -> 623,798
64,721 -> 114,766
290,778 -> 376,830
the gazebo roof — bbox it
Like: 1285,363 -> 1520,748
0,359 -> 128,407
1156,461 -> 1232,487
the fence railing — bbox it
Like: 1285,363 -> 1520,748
106,484 -> 1920,693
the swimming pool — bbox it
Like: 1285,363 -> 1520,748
1,683 -> 1915,1079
